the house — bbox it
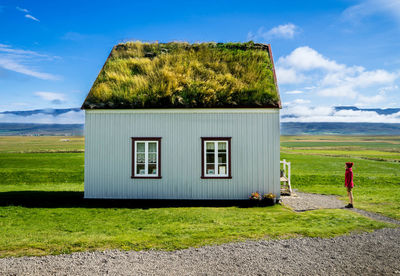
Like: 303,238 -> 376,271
81,41 -> 281,200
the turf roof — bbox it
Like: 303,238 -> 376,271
82,41 -> 281,109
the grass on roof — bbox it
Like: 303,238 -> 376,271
83,41 -> 279,109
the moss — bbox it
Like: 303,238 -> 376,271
83,41 -> 280,109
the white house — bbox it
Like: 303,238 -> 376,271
82,41 -> 281,200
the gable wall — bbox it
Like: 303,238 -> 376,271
84,109 -> 280,200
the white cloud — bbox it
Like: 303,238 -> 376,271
318,85 -> 358,99
278,46 -> 344,72
266,23 -> 298,39
351,70 -> 397,88
0,110 -> 84,124
16,6 -> 40,22
35,92 -> 66,104
0,44 -> 48,57
356,91 -> 386,107
25,14 -> 39,22
16,6 -> 29,13
282,104 -> 400,123
247,23 -> 299,41
343,0 -> 400,23
285,90 -> 304,95
0,44 -> 59,80
0,58 -> 58,80
275,67 -> 307,84
288,99 -> 311,105
276,46 -> 399,100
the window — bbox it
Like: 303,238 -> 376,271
201,137 -> 231,179
131,138 -> 161,178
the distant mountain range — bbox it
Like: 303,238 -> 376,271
281,122 -> 400,135
334,106 -> 400,115
0,108 -> 80,117
0,123 -> 84,136
0,106 -> 400,136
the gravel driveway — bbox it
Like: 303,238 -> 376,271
1,228 -> 399,276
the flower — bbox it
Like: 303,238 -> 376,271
249,192 -> 262,200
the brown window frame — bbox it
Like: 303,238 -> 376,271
201,137 -> 232,179
131,137 -> 162,179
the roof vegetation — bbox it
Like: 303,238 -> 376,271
82,41 -> 280,109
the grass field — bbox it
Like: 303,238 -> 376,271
0,136 -> 398,257
281,136 -> 400,219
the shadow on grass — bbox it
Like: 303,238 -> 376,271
0,191 -> 270,209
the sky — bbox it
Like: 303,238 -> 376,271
0,0 -> 400,123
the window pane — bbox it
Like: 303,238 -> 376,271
206,153 -> 215,163
218,153 -> 226,164
136,164 -> 145,175
148,153 -> 157,164
218,142 -> 226,152
148,142 -> 157,153
206,142 -> 214,152
206,164 -> 215,175
137,153 -> 145,163
218,165 -> 227,175
148,164 -> 157,175
137,142 -> 145,152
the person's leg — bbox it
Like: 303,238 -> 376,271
345,187 -> 354,208
349,188 -> 353,205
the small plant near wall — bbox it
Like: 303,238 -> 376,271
249,192 -> 276,206
262,193 -> 276,206
249,191 -> 262,201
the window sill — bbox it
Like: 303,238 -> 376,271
131,176 -> 162,179
201,176 -> 232,179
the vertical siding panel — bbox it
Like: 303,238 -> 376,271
83,111 -> 88,198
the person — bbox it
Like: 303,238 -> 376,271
345,162 -> 354,208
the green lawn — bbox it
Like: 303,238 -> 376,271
0,136 -> 398,257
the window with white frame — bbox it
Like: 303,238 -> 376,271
201,138 -> 231,178
132,138 -> 161,178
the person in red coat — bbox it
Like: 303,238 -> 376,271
345,162 -> 354,208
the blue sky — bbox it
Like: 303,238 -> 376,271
0,0 -> 400,123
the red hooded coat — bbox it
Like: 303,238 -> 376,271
345,167 -> 354,188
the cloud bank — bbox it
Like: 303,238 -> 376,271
282,104 -> 400,123
276,46 -> 399,104
0,110 -> 84,124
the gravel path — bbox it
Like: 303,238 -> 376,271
281,190 -> 400,225
1,228 -> 399,276
281,191 -> 344,211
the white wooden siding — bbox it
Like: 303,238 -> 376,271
84,109 -> 280,200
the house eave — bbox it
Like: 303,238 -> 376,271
84,108 -> 280,114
